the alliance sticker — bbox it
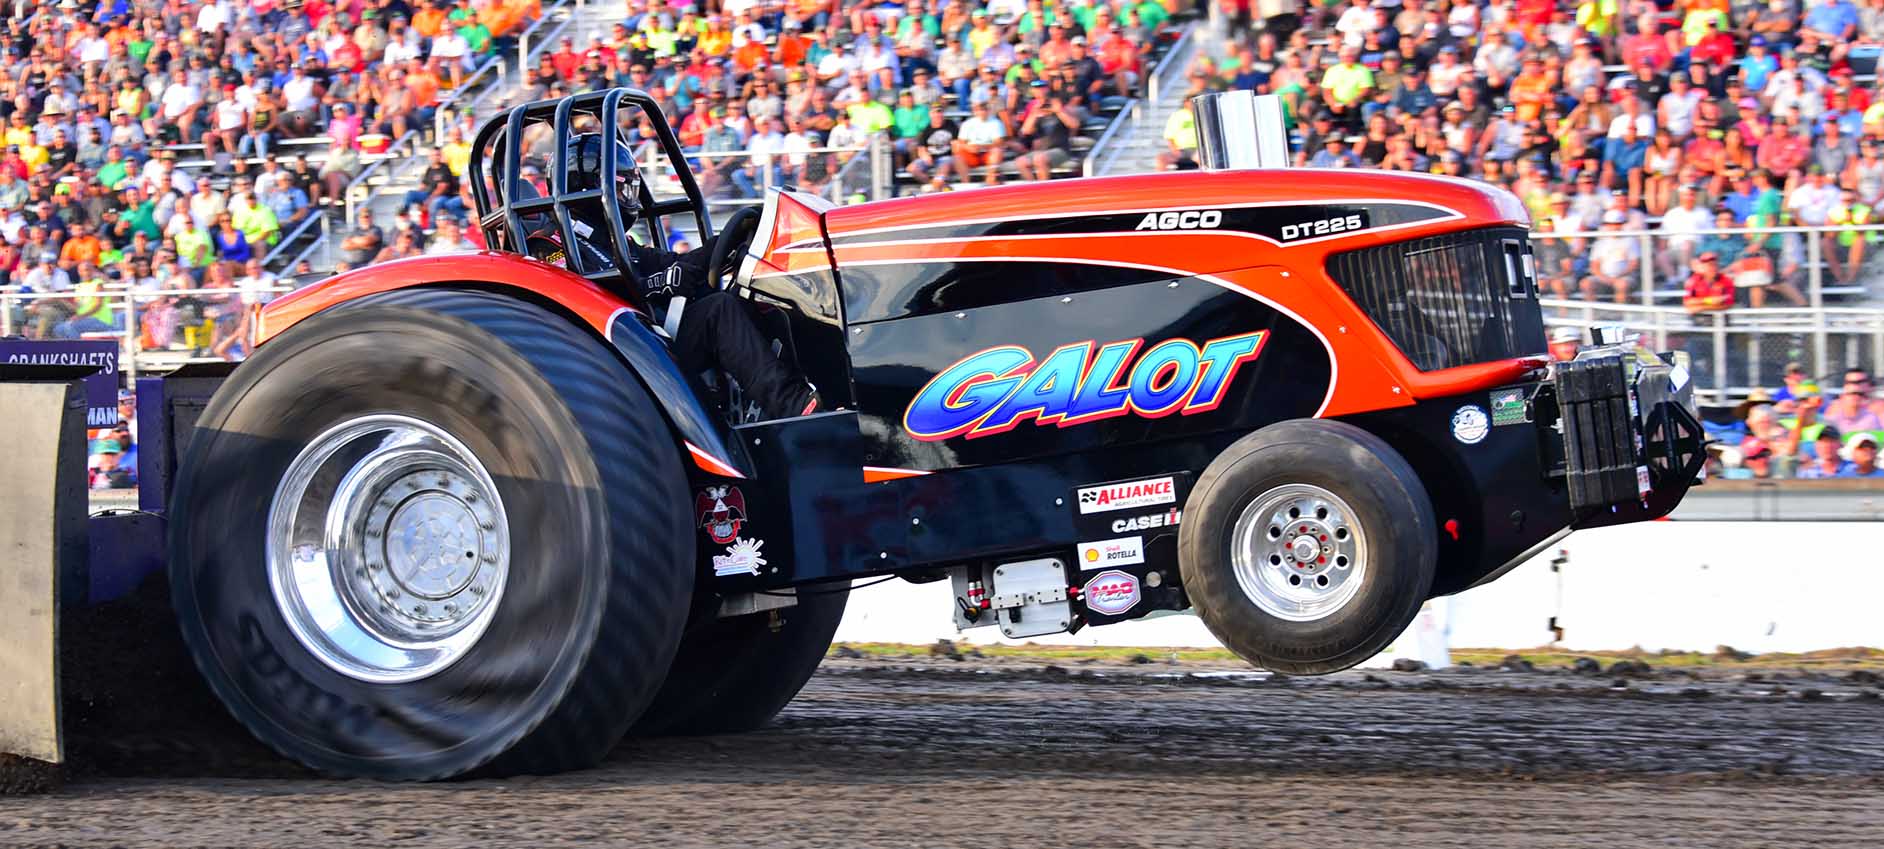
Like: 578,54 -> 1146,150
1077,476 -> 1176,514
696,485 -> 747,545
1077,536 -> 1145,570
1451,405 -> 1490,445
712,538 -> 766,577
1082,569 -> 1142,615
1489,388 -> 1528,427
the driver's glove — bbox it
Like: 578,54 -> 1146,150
647,263 -> 687,299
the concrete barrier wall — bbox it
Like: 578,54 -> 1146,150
834,521 -> 1884,655
0,380 -> 85,764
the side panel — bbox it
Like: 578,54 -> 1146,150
741,268 -> 854,410
848,272 -> 1332,472
1340,385 -> 1574,596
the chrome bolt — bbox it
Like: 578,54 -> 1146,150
480,521 -> 495,530
413,604 -> 427,616
470,586 -> 486,596
465,492 -> 478,503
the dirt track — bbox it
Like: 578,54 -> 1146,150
5,653 -> 1884,848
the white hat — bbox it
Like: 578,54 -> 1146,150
1843,431 -> 1880,459
1549,326 -> 1582,344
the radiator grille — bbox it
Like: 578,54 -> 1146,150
1325,227 -> 1544,372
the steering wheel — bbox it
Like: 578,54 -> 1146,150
705,205 -> 762,290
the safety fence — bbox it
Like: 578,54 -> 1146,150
1532,222 -> 1883,308
1,285 -> 292,378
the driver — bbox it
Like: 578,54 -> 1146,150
526,132 -> 818,420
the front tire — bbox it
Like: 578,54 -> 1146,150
170,289 -> 693,779
1179,419 -> 1435,674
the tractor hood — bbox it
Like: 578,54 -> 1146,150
819,169 -> 1531,246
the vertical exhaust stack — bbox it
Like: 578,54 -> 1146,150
1192,91 -> 1292,170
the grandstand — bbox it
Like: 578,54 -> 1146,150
3,0 -> 1883,480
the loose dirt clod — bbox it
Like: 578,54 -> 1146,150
0,753 -> 62,795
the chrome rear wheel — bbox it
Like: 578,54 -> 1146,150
267,414 -> 510,684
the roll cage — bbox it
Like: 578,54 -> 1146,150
467,87 -> 715,308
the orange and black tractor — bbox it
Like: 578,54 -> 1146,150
157,88 -> 1705,779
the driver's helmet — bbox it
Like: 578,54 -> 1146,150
566,131 -> 643,220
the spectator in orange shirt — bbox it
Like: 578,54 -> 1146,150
413,2 -> 449,38
777,20 -> 810,67
1509,54 -> 1552,123
59,221 -> 103,269
405,59 -> 442,109
478,0 -> 524,38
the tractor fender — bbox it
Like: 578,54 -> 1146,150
257,253 -> 754,479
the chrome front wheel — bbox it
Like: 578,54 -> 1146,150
1230,483 -> 1367,623
267,414 -> 510,684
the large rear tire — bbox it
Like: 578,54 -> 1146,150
170,289 -> 693,779
1178,419 -> 1435,675
631,586 -> 848,737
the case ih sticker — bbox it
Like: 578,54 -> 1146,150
1082,570 -> 1142,615
1077,476 -> 1177,514
903,332 -> 1267,442
696,485 -> 747,545
712,538 -> 767,577
1077,536 -> 1146,570
1111,508 -> 1181,534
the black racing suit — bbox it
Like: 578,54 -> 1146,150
623,234 -> 816,420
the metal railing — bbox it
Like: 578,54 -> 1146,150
1533,222 -> 1884,307
1082,96 -> 1140,178
2,284 -> 294,378
1144,23 -> 1197,116
261,208 -> 329,270
339,129 -> 420,224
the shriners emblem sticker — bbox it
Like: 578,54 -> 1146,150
696,485 -> 747,544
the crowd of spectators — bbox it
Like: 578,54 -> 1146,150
494,0 -> 1179,199
1163,0 -> 1884,308
0,0 -> 540,356
1704,363 -> 1884,477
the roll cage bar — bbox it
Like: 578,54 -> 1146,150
467,87 -> 715,303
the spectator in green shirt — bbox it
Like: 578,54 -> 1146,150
96,147 -> 129,191
171,214 -> 214,271
232,193 -> 281,250
892,90 -> 929,140
460,20 -> 494,54
1133,0 -> 1170,30
848,97 -> 894,134
1320,45 -> 1373,128
118,188 -> 161,242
